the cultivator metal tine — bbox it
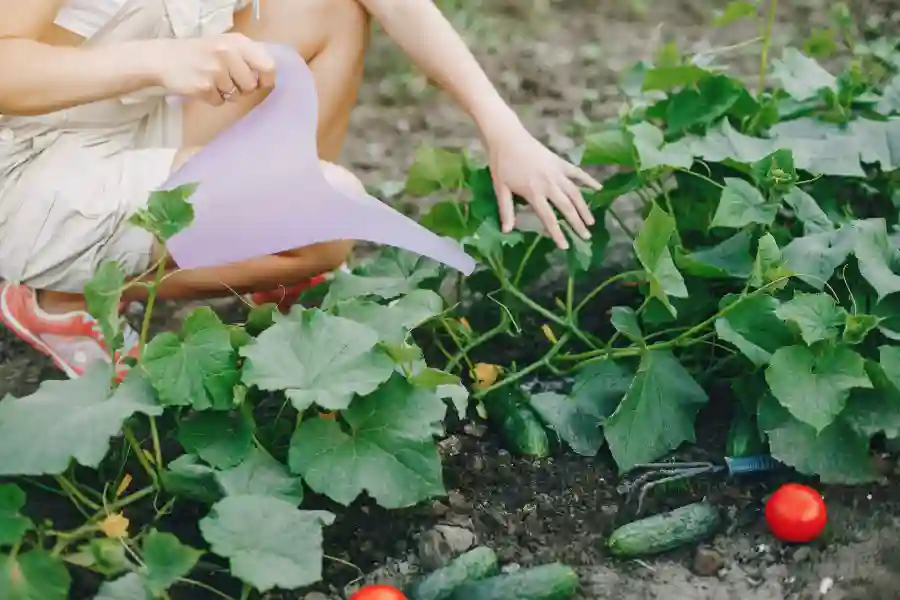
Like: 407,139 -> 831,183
635,466 -> 716,514
617,461 -> 724,514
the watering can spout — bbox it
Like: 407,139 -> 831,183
162,43 -> 477,276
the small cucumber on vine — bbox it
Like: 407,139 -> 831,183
406,546 -> 499,600
448,563 -> 579,600
607,502 -> 722,557
482,387 -> 549,458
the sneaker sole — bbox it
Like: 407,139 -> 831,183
0,286 -> 81,379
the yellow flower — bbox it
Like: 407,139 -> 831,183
99,513 -> 130,539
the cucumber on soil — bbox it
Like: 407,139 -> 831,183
406,546 -> 499,600
447,563 -> 578,600
482,387 -> 549,458
607,501 -> 722,557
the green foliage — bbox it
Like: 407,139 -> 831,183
410,13 -> 900,489
0,185 -> 467,598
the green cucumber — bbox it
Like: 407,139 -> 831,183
448,563 -> 578,600
406,546 -> 499,600
607,501 -> 722,557
483,388 -> 549,458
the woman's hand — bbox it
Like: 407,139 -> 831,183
147,33 -> 276,106
485,119 -> 603,250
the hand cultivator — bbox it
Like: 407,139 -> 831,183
618,455 -> 783,513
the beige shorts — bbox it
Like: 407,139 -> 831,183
0,0 -> 251,293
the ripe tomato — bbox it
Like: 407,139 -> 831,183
765,483 -> 827,543
349,585 -> 407,600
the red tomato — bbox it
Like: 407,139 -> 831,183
349,585 -> 407,600
765,483 -> 827,543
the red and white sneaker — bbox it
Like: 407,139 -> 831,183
0,283 -> 140,379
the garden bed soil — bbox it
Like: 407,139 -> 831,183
3,1 -> 900,599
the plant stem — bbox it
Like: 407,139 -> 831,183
473,334 -> 570,398
565,276 -> 574,319
149,417 -> 164,472
513,235 -> 542,287
179,578 -> 240,600
446,315 -> 508,372
139,257 -> 168,352
503,283 -> 599,348
758,0 -> 779,96
676,168 -> 725,190
574,270 -> 644,314
55,476 -> 100,512
440,318 -> 475,372
123,426 -> 159,488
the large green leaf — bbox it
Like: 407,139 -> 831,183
200,495 -> 334,592
128,184 -> 196,241
83,260 -> 126,356
289,375 -> 446,508
141,307 -> 240,410
774,292 -> 847,345
177,410 -> 255,470
677,230 -> 753,279
782,187 -> 833,234
582,129 -> 636,167
0,551 -> 70,600
240,310 -> 395,411
323,248 -> 441,307
604,351 -> 708,472
404,146 -> 466,196
710,178 -> 778,228
93,574 -> 153,600
628,122 -> 694,170
715,294 -> 795,366
333,289 -> 443,345
765,345 -> 871,431
140,530 -> 203,596
852,219 -> 900,301
529,390 -> 613,457
758,395 -> 875,484
771,48 -> 837,101
216,448 -> 305,505
0,368 -> 161,476
843,358 -> 900,439
782,225 -> 855,288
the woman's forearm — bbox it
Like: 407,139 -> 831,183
0,39 -> 158,116
359,0 -> 522,141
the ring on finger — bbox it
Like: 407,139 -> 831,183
220,86 -> 239,101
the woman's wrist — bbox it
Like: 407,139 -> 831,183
472,99 -> 524,145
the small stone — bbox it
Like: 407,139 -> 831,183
497,545 -> 518,562
448,491 -> 473,513
303,593 -> 331,600
692,546 -> 726,577
434,525 -> 476,554
430,501 -> 450,517
439,435 -> 462,456
418,529 -> 453,571
791,546 -> 811,563
464,422 -> 488,438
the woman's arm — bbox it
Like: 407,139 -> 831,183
0,0 -> 159,116
358,0 -> 600,249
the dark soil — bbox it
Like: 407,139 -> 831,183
5,1 -> 900,599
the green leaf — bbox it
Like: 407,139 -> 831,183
289,374 -> 446,508
0,485 -> 31,546
783,225 -> 855,288
852,219 -> 900,301
217,448 -> 305,505
710,178 -> 777,228
641,65 -> 710,91
677,230 -> 753,279
758,395 -> 875,484
713,1 -> 758,26
83,260 -> 126,355
765,345 -> 871,431
464,218 -> 524,259
200,495 -> 334,592
715,294 -> 795,366
570,361 -> 633,418
0,551 -> 70,600
749,233 -> 790,289
843,358 -> 900,438
141,307 -> 240,410
0,367 -> 161,476
141,530 -> 203,596
604,350 -> 708,472
333,290 -> 443,345
161,455 -> 223,504
634,204 -> 688,315
128,184 -> 196,241
240,310 -> 394,412
609,307 -> 643,342
528,391 -> 611,457
751,149 -> 798,193
404,146 -> 466,196
323,249 -> 441,307
665,75 -> 747,135
410,368 -> 469,419
93,574 -> 153,600
582,129 -> 636,167
177,410 -> 255,470
771,48 -> 838,101
782,187 -> 833,234
877,74 -> 900,115
843,313 -> 880,345
774,292 -> 847,345
628,122 -> 694,170
420,201 -> 474,240
562,222 -> 593,274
